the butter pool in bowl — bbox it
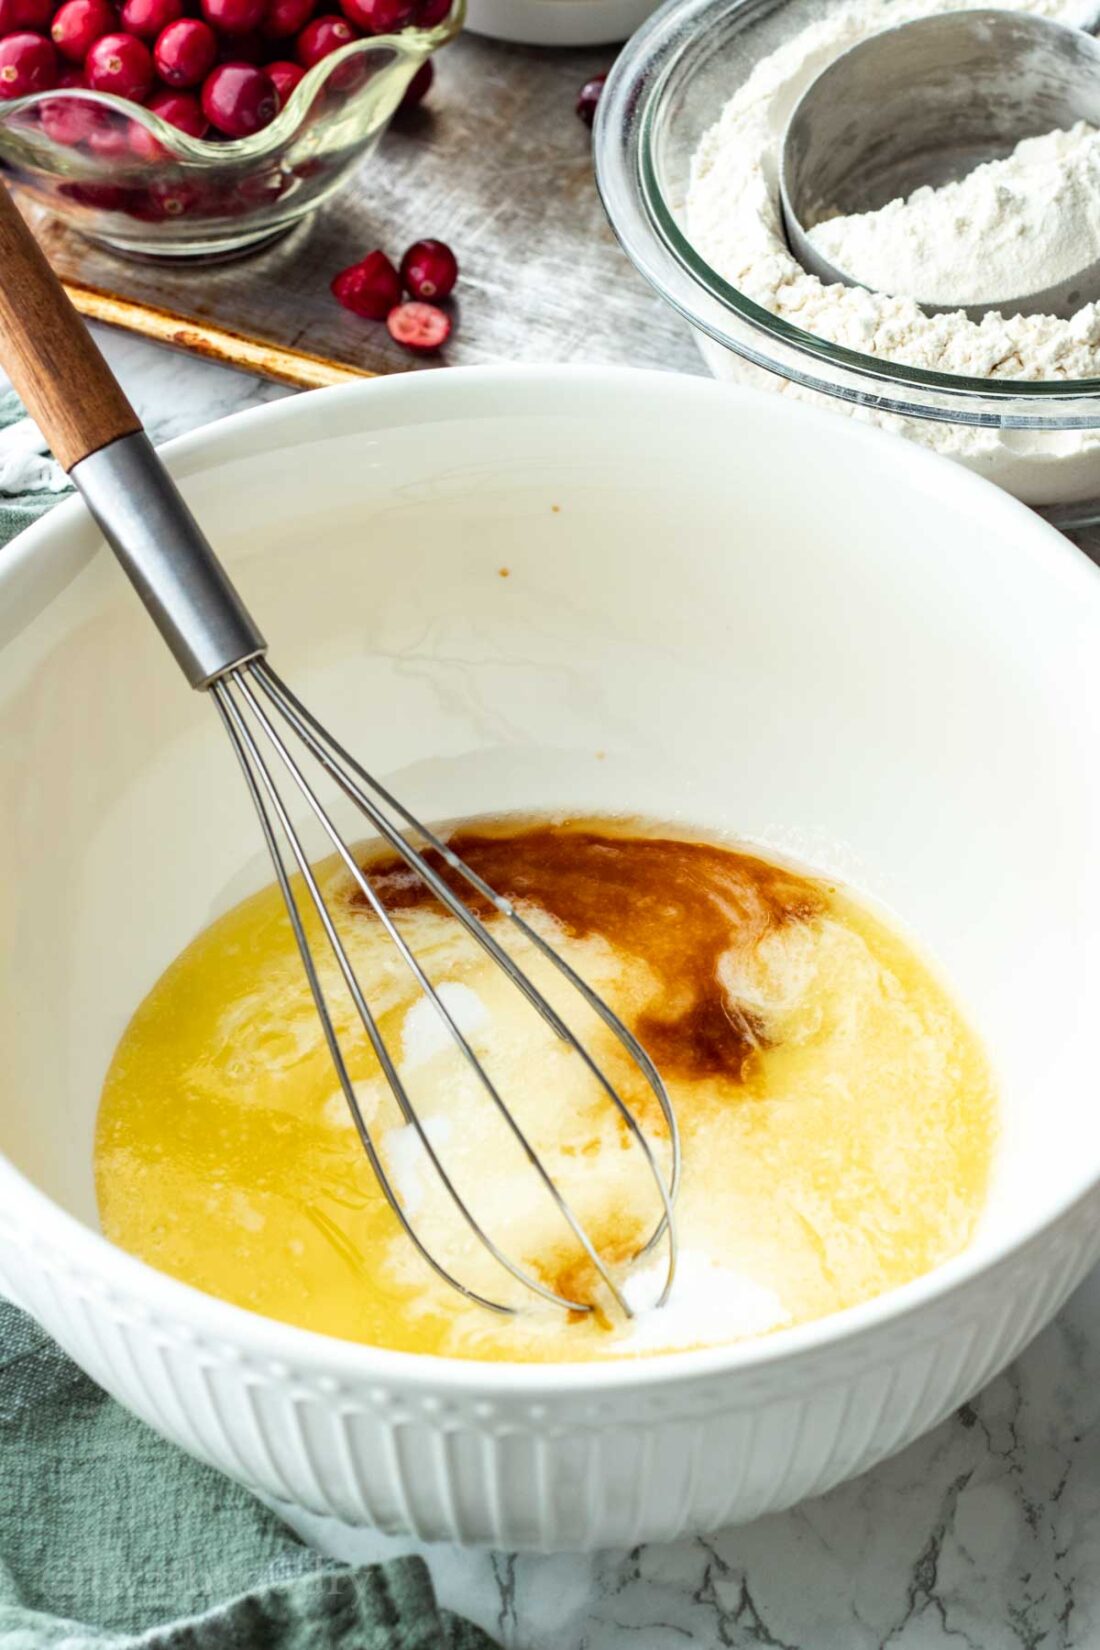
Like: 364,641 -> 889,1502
1,365 -> 1098,1550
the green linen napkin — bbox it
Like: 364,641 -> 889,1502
0,391 -> 73,537
0,394 -> 500,1650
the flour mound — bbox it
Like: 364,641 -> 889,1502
684,0 -> 1100,504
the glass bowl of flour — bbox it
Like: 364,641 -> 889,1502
595,0 -> 1100,514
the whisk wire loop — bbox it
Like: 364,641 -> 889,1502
227,668 -> 629,1318
210,662 -> 678,1320
250,661 -> 680,1302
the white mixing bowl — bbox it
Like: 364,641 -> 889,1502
1,366 -> 1099,1553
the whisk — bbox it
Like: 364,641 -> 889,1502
0,185 -> 678,1320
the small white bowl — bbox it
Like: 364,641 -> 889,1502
464,0 -> 654,47
2,365 -> 1100,1552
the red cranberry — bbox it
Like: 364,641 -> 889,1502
265,56 -> 301,100
40,69 -> 100,142
86,31 -> 153,100
119,0 -> 181,37
575,70 -> 606,127
398,56 -> 430,107
0,0 -> 51,28
0,32 -> 57,97
59,178 -> 127,208
128,177 -> 200,217
154,17 -> 215,85
400,237 -> 456,301
50,0 -> 115,61
87,112 -> 131,151
331,249 -> 401,319
294,12 -> 354,65
200,0 -> 265,34
340,0 -> 413,30
200,60 -> 278,134
262,0 -> 312,36
386,300 -> 450,353
129,85 -> 206,154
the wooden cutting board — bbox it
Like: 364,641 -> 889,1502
27,32 -> 703,387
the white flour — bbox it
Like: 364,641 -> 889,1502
808,121 -> 1100,309
685,0 -> 1100,504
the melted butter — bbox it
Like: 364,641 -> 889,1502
94,816 -> 996,1362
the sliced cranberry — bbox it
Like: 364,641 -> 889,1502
340,0 -> 413,30
294,12 -> 354,65
200,0 -> 266,34
50,0 -> 115,62
129,85 -> 206,155
265,56 -> 302,101
154,16 -> 215,85
331,249 -> 401,319
398,56 -> 430,107
575,70 -> 606,127
414,0 -> 450,25
86,31 -> 153,100
200,60 -> 278,135
386,299 -> 450,353
400,237 -> 456,301
0,32 -> 57,97
262,0 -> 313,37
119,0 -> 181,37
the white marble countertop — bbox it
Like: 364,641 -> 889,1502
23,325 -> 1100,1650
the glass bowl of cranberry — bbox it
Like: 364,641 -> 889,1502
0,0 -> 459,258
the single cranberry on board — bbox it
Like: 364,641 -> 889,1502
0,32 -> 58,97
398,55 -> 430,108
154,17 -> 216,85
331,249 -> 402,319
265,56 -> 302,101
86,31 -> 154,99
119,0 -> 182,39
339,0 -> 414,32
387,299 -> 451,353
200,59 -> 278,134
50,0 -> 117,64
575,69 -> 607,127
400,237 -> 457,300
129,86 -> 207,155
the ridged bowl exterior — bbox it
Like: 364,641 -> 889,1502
1,1192 -> 1096,1550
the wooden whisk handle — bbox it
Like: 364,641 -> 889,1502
0,183 -> 142,471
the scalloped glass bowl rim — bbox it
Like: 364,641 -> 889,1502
595,0 -> 1100,426
0,13 -> 457,166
